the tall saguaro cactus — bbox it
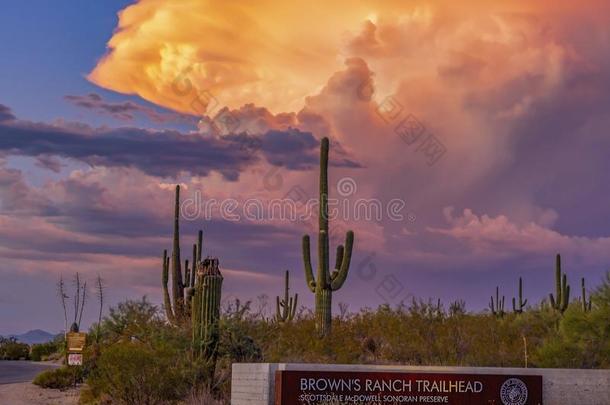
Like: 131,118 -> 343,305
581,277 -> 592,312
512,277 -> 528,314
489,286 -> 505,318
276,270 -> 298,323
161,185 -> 204,324
549,254 -> 570,314
302,137 -> 355,336
192,257 -> 223,373
171,185 -> 184,317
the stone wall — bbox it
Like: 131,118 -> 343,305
231,363 -> 610,405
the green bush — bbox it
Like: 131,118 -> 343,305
30,336 -> 64,361
87,342 -> 192,405
33,366 -> 83,390
534,301 -> 610,368
0,337 -> 30,360
84,298 -> 196,404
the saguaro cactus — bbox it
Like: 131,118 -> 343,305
161,249 -> 174,323
161,184 -> 204,324
581,277 -> 592,312
549,254 -> 570,314
302,137 -> 354,336
171,185 -> 184,318
192,257 -> 223,370
276,270 -> 298,323
489,286 -> 505,318
512,277 -> 528,314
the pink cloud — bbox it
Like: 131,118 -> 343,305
428,207 -> 610,263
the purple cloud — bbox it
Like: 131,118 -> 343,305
0,104 -> 360,179
65,93 -> 198,125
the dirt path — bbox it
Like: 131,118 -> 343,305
0,361 -> 79,404
0,382 -> 80,405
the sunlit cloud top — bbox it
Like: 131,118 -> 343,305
89,0 -> 609,116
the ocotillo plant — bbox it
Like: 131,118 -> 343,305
489,286 -> 505,318
512,277 -> 528,314
549,254 -> 570,314
161,185 -> 205,324
302,137 -> 355,337
57,275 -> 86,333
191,257 -> 223,378
581,277 -> 592,312
276,270 -> 298,323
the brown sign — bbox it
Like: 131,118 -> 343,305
66,332 -> 87,352
275,370 -> 542,405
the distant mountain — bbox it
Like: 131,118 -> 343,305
8,329 -> 57,345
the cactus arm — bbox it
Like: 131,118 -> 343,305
334,245 -> 344,271
302,235 -> 316,292
162,250 -> 175,323
489,295 -> 496,314
563,284 -> 570,312
191,244 -> 197,287
330,231 -> 354,291
184,259 -> 190,293
549,293 -> 556,309
275,295 -> 284,322
331,245 -> 344,281
512,297 -> 517,312
290,293 -> 298,320
284,270 -> 290,304
197,230 -> 203,263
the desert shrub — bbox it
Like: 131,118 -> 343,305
235,296 -> 609,369
0,337 -> 29,360
84,298 -> 196,404
33,366 -> 83,390
30,336 -> 64,361
534,303 -> 610,368
218,318 -> 262,363
593,270 -> 610,307
87,342 -> 192,405
185,386 -> 228,405
95,297 -> 168,345
74,279 -> 610,404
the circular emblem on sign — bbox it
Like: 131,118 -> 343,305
500,378 -> 528,405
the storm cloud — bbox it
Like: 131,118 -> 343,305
0,105 -> 351,179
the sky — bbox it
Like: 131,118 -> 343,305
1,0 -> 610,335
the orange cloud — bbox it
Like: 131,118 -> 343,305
91,0 -> 609,116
